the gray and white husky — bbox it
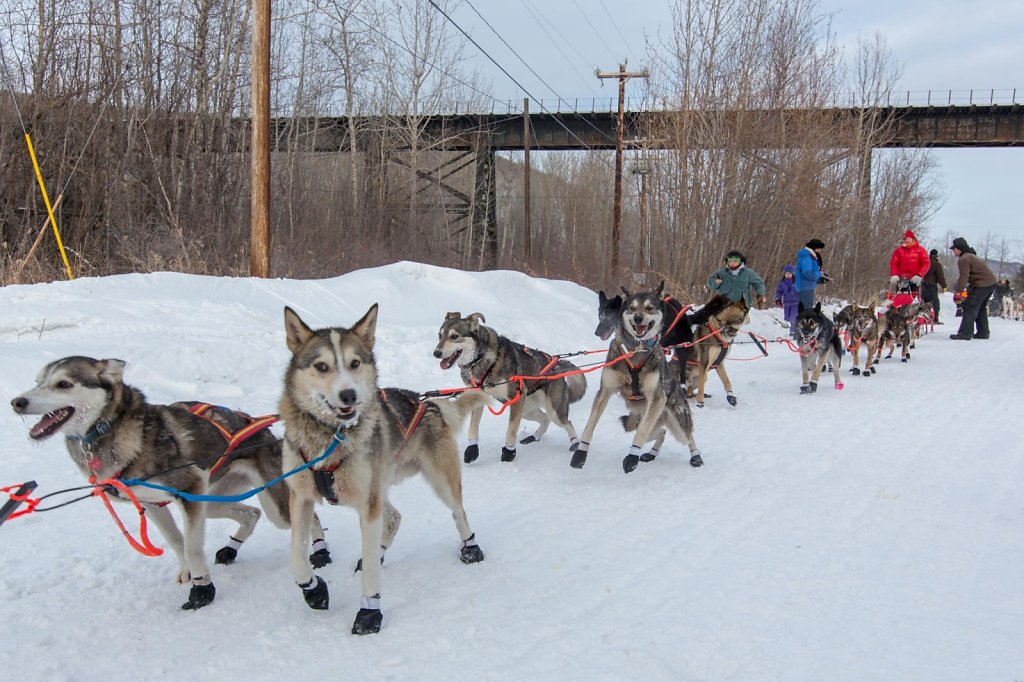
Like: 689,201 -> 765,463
10,356 -> 329,610
795,302 -> 845,393
280,305 -> 489,635
433,312 -> 586,463
573,284 -> 703,473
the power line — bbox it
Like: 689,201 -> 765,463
518,0 -> 600,97
598,0 -> 639,61
569,0 -> 618,62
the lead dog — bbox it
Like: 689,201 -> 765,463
10,356 -> 329,610
434,312 -> 586,463
280,305 -> 488,635
574,286 -> 703,473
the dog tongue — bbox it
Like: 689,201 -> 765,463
440,357 -> 453,370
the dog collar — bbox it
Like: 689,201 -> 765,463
67,417 -> 115,448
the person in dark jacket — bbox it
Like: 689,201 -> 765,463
991,278 -> 1014,316
707,250 -> 766,308
774,264 -> 799,336
949,237 -> 997,340
920,248 -> 947,323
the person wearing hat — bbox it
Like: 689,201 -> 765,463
888,229 -> 930,294
920,248 -> 947,323
773,264 -> 800,336
795,239 -> 829,309
707,250 -> 766,308
949,237 -> 997,340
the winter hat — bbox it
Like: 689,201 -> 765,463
903,229 -> 917,240
805,238 -> 825,250
950,237 -> 971,252
929,248 -> 938,256
783,264 -> 795,273
724,249 -> 747,264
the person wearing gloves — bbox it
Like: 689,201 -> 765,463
888,229 -> 930,293
921,248 -> 947,323
949,237 -> 997,340
795,238 -> 830,309
707,250 -> 766,308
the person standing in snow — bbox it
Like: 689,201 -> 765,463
774,264 -> 799,336
949,237 -> 997,340
888,229 -> 930,294
921,248 -> 947,323
707,250 -> 766,308
795,239 -> 830,309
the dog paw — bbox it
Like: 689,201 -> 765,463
460,544 -> 485,564
181,582 -> 216,610
500,446 -> 517,462
570,445 -> 589,469
799,384 -> 811,394
689,453 -> 704,467
463,443 -> 479,464
519,434 -> 539,445
300,575 -> 329,610
309,548 -> 333,569
850,367 -> 860,376
352,608 -> 383,635
901,358 -> 908,363
726,394 -> 737,406
214,546 -> 238,565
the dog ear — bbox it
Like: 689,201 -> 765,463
655,280 -> 665,297
96,359 -> 126,385
351,303 -> 379,349
814,301 -> 822,314
466,312 -> 486,330
598,290 -> 606,304
445,311 -> 461,321
284,306 -> 316,354
798,302 -> 805,314
620,285 -> 632,298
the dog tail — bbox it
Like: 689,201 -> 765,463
687,294 -> 732,328
429,390 -> 492,433
830,332 -> 843,365
619,414 -> 639,432
556,360 -> 587,403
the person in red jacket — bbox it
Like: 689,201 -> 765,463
888,229 -> 930,293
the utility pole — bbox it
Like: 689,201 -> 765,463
523,97 -> 531,266
597,63 -> 648,275
250,0 -> 270,277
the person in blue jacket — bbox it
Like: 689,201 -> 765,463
707,250 -> 766,308
795,238 -> 831,309
774,264 -> 800,336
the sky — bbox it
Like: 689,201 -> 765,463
448,0 -> 1024,255
1,263 -> 1022,680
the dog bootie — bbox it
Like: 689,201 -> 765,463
352,595 -> 382,635
622,454 -> 640,474
300,575 -> 329,610
640,447 -> 658,463
570,442 -> 589,469
500,446 -> 517,462
463,443 -> 480,464
689,452 -> 704,467
850,367 -> 860,376
834,382 -> 844,391
182,581 -> 216,610
726,392 -> 737,406
460,534 -> 485,564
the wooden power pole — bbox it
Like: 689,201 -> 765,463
250,0 -> 270,277
596,63 -> 648,275
523,97 -> 531,266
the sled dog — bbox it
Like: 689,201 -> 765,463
684,298 -> 751,408
794,302 -> 844,393
10,356 -> 329,610
434,311 -> 586,463
877,304 -> 916,363
594,287 -> 731,385
842,304 -> 882,376
574,283 -> 702,473
280,305 -> 488,635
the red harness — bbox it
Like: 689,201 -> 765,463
187,403 -> 279,478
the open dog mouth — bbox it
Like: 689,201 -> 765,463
29,406 -> 75,440
439,348 -> 462,370
632,321 -> 651,337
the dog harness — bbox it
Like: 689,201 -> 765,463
618,337 -> 659,400
661,297 -> 692,337
296,391 -> 428,505
187,403 -> 280,480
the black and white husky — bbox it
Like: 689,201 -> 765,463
11,356 -> 329,610
434,311 -> 586,463
575,284 -> 703,473
794,302 -> 845,394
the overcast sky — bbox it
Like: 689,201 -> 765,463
449,0 -> 1024,254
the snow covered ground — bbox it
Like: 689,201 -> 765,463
0,262 -> 1020,681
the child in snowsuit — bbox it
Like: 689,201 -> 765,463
774,264 -> 799,336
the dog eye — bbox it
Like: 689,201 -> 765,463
449,333 -> 460,341
313,361 -> 329,373
350,358 -> 361,369
55,380 -> 72,389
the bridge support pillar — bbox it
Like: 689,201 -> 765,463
472,136 -> 497,269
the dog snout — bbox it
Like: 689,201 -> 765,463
337,388 -> 357,407
11,396 -> 28,413
633,314 -> 644,324
432,348 -> 442,359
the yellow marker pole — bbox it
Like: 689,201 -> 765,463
24,132 -> 74,280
